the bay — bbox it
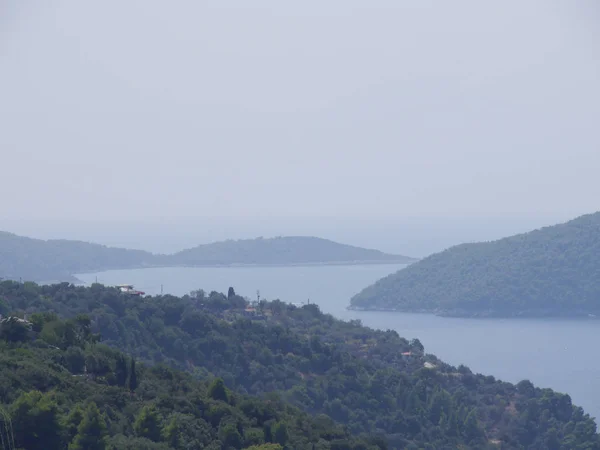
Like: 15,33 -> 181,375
76,264 -> 600,421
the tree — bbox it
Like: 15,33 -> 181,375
65,404 -> 85,442
0,317 -> 30,343
272,421 -> 289,446
134,405 -> 162,442
228,287 -> 236,299
410,338 -> 424,354
219,422 -> 243,448
69,402 -> 108,450
115,354 -> 128,387
11,390 -> 63,450
162,415 -> 181,448
208,378 -> 229,403
463,410 -> 481,442
129,358 -> 138,391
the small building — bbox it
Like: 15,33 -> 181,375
0,315 -> 31,326
401,351 -> 412,360
116,284 -> 145,296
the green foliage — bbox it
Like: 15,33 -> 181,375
11,390 -> 63,450
134,405 -> 162,442
208,378 -> 229,403
69,402 -> 108,450
129,358 -> 138,391
0,281 -> 599,449
271,421 -> 289,446
219,422 -> 243,448
0,316 -> 30,342
0,314 -> 375,449
115,354 -> 128,387
351,212 -> 600,317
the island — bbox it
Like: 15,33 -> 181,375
0,232 -> 415,282
161,236 -> 415,267
349,211 -> 600,318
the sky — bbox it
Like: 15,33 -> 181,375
1,1 -> 599,254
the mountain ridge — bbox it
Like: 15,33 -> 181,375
350,211 -> 600,318
0,232 -> 414,282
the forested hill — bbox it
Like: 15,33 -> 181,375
350,212 -> 600,317
1,281 -> 598,449
0,315 -> 379,449
0,232 -> 414,282
164,236 -> 415,266
0,231 -> 153,282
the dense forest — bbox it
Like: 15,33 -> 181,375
1,281 -> 598,449
0,233 -> 412,283
0,314 -> 380,449
350,212 -> 600,317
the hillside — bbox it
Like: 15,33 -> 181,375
350,212 -> 600,317
0,315 -> 378,450
1,281 -> 598,449
0,231 -> 153,282
165,236 -> 415,267
0,232 -> 414,282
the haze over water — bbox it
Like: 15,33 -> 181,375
78,264 -> 600,422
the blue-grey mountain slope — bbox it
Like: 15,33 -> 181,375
350,212 -> 600,318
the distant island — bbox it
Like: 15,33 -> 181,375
161,236 -> 415,267
0,232 -> 415,282
349,211 -> 600,318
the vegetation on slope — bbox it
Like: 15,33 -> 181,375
1,281 -> 598,449
165,236 -> 415,266
0,232 -> 152,282
0,233 -> 413,282
350,212 -> 600,317
0,313 -> 381,450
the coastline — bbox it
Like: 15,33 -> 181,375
346,305 -> 600,320
68,259 -> 413,284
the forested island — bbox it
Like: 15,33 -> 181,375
0,232 -> 414,283
1,281 -> 598,449
162,236 -> 414,267
350,212 -> 600,318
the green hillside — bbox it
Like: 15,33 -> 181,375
0,314 -> 378,450
1,281 -> 598,449
165,236 -> 415,267
0,233 -> 413,283
350,212 -> 600,317
0,231 -> 153,282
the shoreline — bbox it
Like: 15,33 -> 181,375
69,259 -> 413,283
346,306 -> 600,320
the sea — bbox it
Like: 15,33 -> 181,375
76,263 -> 600,421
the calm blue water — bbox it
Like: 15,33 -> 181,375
76,264 -> 600,421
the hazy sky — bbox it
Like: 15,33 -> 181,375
1,1 -> 599,226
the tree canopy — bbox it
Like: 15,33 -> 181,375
0,280 -> 598,448
351,212 -> 600,317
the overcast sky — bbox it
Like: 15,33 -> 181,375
1,1 -> 599,226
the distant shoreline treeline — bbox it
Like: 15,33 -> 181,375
0,232 -> 415,283
351,211 -> 600,319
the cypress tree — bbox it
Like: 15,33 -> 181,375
115,355 -> 128,387
129,358 -> 138,392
